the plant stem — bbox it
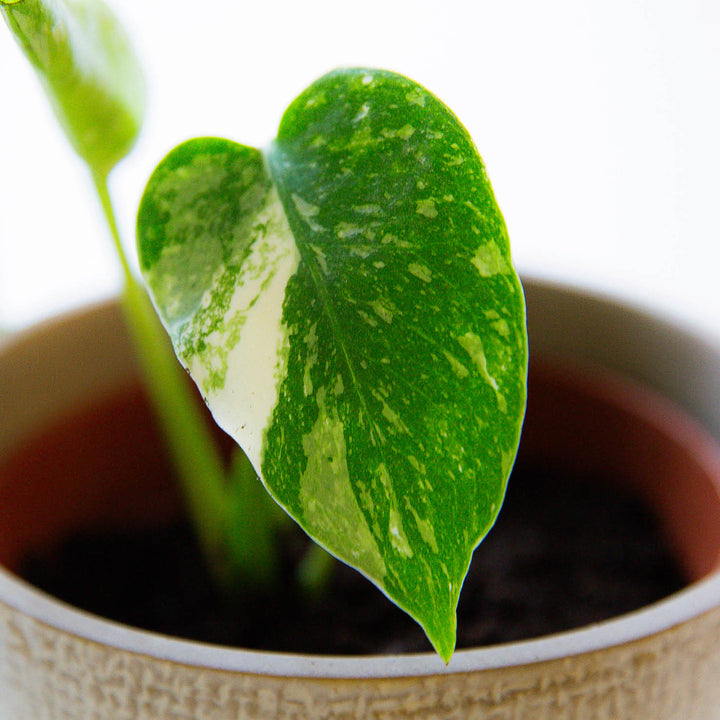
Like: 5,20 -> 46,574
297,542 -> 336,601
91,170 -> 279,591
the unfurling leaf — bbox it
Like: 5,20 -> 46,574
2,0 -> 144,176
137,68 -> 528,662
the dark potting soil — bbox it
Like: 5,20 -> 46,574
19,458 -> 686,655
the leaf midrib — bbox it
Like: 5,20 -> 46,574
265,146 -> 393,495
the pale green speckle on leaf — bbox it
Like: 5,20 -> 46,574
472,242 -> 511,277
408,262 -> 432,283
137,68 -> 528,662
416,198 -> 439,218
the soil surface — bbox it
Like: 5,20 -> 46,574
19,457 -> 686,655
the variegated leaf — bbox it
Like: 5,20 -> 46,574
137,68 -> 527,661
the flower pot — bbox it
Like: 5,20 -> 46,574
1,276 -> 720,719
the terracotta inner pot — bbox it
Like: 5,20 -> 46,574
521,360 -> 720,582
0,383 -> 182,571
2,357 -> 720,590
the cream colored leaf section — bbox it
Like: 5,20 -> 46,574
186,186 -> 300,472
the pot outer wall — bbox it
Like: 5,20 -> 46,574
1,277 -> 720,720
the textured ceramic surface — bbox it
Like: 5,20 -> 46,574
2,277 -> 720,719
1,598 -> 720,720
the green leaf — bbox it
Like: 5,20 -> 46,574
1,0 -> 144,176
137,68 -> 528,662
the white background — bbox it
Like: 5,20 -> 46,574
1,0 -> 719,339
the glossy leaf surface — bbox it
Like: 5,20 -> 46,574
137,68 -> 527,661
1,0 -> 144,176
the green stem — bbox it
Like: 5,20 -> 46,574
224,449 -> 287,589
92,170 -> 277,591
297,542 -> 336,601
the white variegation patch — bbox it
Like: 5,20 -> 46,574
188,187 -> 300,471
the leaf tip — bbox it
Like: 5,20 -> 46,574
431,628 -> 456,665
420,604 -> 457,664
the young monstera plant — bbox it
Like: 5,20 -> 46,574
3,0 -> 527,662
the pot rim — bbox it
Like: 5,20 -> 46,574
2,274 -> 720,680
2,565 -> 720,678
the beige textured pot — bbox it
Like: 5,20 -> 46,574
2,276 -> 720,719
